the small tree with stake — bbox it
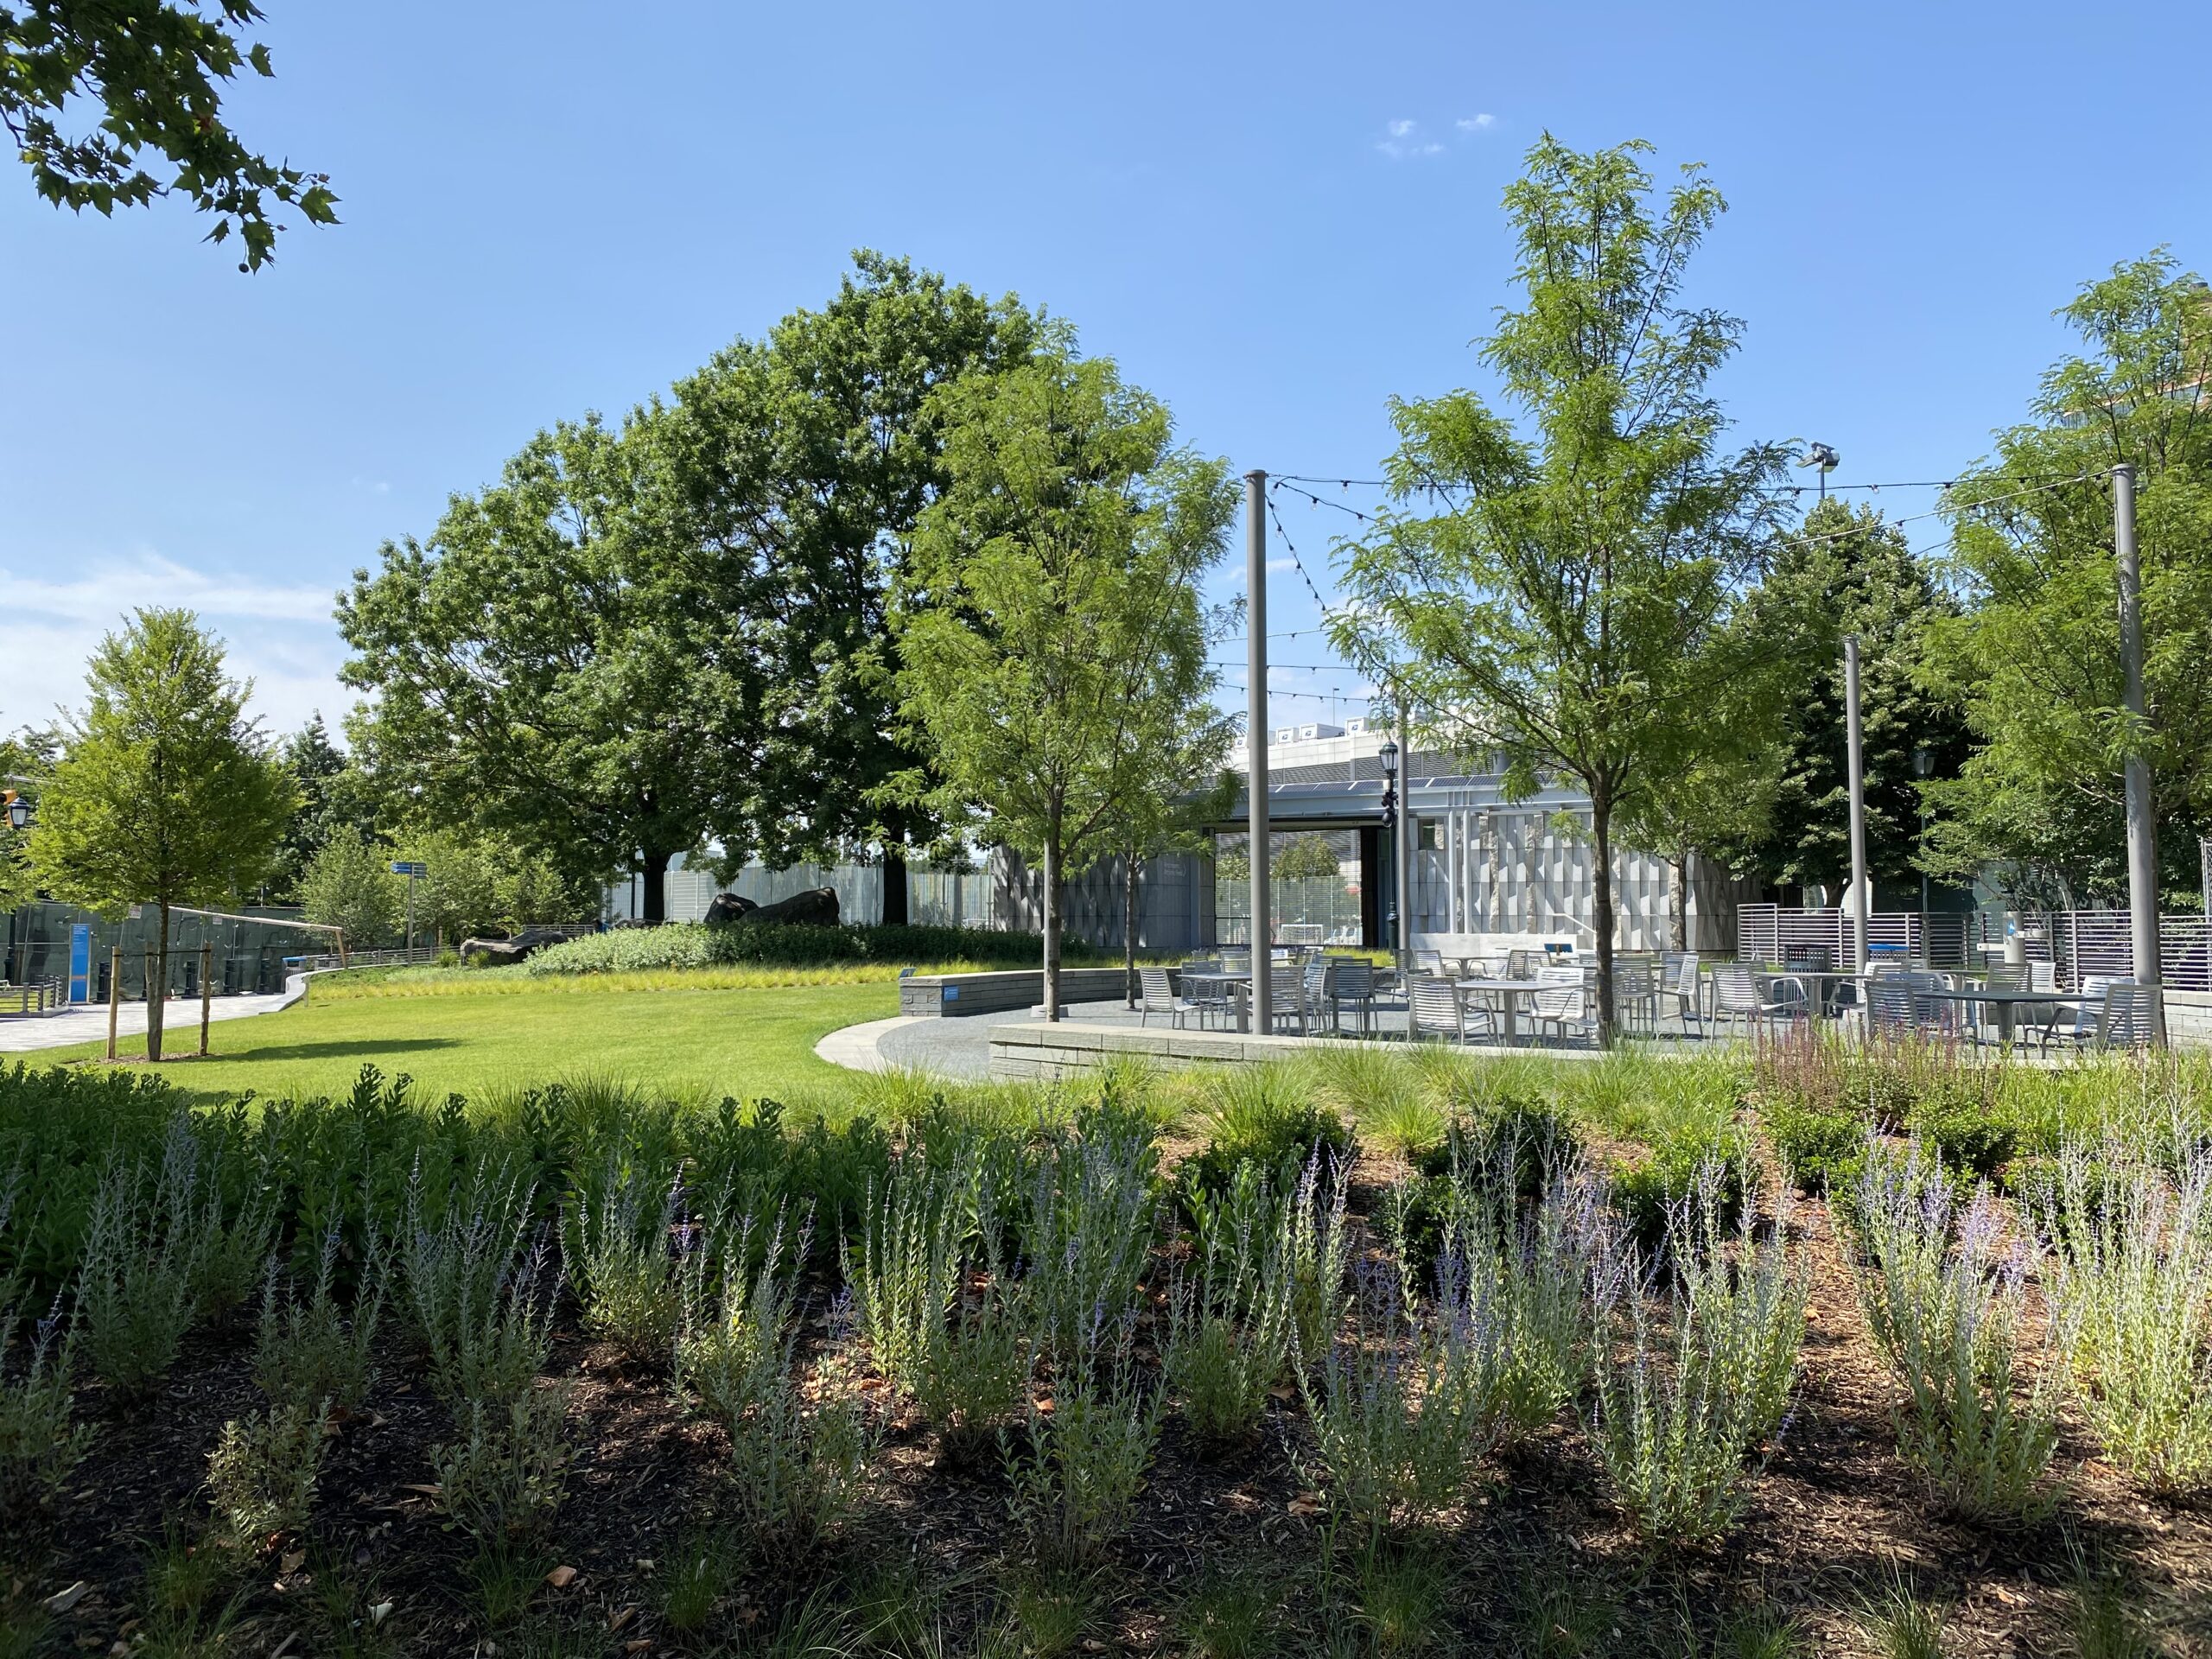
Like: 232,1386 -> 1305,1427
890,351 -> 1236,1020
29,609 -> 295,1059
1332,137 -> 1787,1042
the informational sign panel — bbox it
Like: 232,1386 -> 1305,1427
67,922 -> 92,1003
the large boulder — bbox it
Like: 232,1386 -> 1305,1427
741,887 -> 840,928
702,892 -> 759,928
458,926 -> 570,966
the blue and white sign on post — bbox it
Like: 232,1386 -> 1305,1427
389,861 -> 429,956
67,922 -> 92,1004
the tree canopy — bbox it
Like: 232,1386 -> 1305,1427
3,0 -> 336,269
1928,252 -> 2212,907
891,351 -> 1236,1016
28,608 -> 294,1057
1333,137 -> 1788,1037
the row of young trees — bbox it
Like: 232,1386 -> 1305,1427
1334,137 -> 2211,1041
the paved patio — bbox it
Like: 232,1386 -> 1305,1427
0,977 -> 305,1053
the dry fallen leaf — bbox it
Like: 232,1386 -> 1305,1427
280,1551 -> 306,1575
608,1606 -> 637,1633
42,1582 -> 88,1615
623,1641 -> 652,1654
399,1484 -> 442,1498
1286,1493 -> 1325,1516
368,1601 -> 393,1626
545,1565 -> 579,1589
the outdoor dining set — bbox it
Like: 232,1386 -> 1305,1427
1135,944 -> 2158,1052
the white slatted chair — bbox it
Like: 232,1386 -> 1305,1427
1408,976 -> 1465,1043
1136,967 -> 1201,1029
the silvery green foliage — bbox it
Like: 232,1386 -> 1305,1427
679,1209 -> 872,1553
430,1388 -> 573,1546
566,1153 -> 686,1364
2041,1140 -> 2212,1493
1850,1137 -> 2060,1522
1274,1149 -> 1353,1370
255,1224 -> 386,1413
1004,1306 -> 1161,1568
74,1128 -> 203,1397
402,1158 -> 555,1408
207,1398 -> 327,1542
1020,1106 -> 1158,1365
1297,1248 -> 1509,1535
1439,1143 -> 1609,1440
1162,1178 -> 1293,1447
0,1297 -> 91,1531
1587,1161 -> 1808,1544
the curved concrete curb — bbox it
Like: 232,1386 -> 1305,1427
814,1014 -> 927,1075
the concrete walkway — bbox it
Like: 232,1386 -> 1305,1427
0,976 -> 306,1053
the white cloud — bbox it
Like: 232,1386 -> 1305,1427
1457,113 -> 1497,132
1376,118 -> 1445,162
1265,556 -> 1298,574
0,551 -> 349,738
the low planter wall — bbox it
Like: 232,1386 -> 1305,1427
988,1020 -> 1377,1080
899,967 -> 1130,1018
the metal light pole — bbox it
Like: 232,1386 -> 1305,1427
1244,470 -> 1272,1035
1844,635 -> 1871,975
1395,697 -> 1415,972
2115,462 -> 2165,1039
1378,741 -> 1400,957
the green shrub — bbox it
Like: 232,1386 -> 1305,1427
1763,1096 -> 1866,1195
255,1227 -> 386,1414
431,1389 -> 573,1546
0,1306 -> 92,1542
1609,1131 -> 1751,1255
1005,1320 -> 1161,1570
208,1401 -> 327,1543
522,920 -> 1073,976
1906,1083 -> 2018,1181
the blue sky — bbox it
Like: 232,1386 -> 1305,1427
3,0 -> 2204,740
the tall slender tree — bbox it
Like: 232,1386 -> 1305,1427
29,610 -> 294,1058
890,353 -> 1236,1018
1332,137 -> 1789,1040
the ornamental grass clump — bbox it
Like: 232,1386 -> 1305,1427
1586,1163 -> 1807,1545
2039,1140 -> 2212,1493
1849,1137 -> 2062,1523
1297,1250 -> 1509,1536
403,1160 -> 556,1408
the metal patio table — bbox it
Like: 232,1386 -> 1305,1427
1454,977 -> 1550,1046
1177,970 -> 1253,1033
1910,985 -> 2084,1047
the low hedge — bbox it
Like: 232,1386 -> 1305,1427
520,920 -> 1080,976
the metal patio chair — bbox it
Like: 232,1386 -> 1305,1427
1137,967 -> 1203,1030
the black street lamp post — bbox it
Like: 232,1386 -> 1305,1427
1378,741 -> 1400,956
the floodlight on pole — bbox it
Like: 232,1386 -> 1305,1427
1800,442 -> 1840,503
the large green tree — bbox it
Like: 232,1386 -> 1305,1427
262,713 -> 379,903
890,353 -> 1236,1018
338,408 -> 741,921
28,609 -> 295,1058
0,730 -> 56,911
1735,499 -> 1969,902
4,0 -> 336,269
1926,253 -> 2212,907
664,253 -> 1040,918
1333,137 -> 1788,1040
297,829 -> 399,948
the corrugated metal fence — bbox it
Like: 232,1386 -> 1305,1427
1737,903 -> 2212,991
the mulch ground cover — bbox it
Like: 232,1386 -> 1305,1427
14,1180 -> 2210,1657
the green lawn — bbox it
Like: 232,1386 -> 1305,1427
43,969 -> 900,1109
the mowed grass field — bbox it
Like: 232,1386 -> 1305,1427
41,964 -> 905,1109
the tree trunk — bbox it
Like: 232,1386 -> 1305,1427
880,814 -> 910,928
1669,842 -> 1690,954
1592,800 -> 1616,1049
640,849 -> 671,924
147,901 -> 170,1062
1042,826 -> 1063,1022
1123,853 -> 1140,1007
